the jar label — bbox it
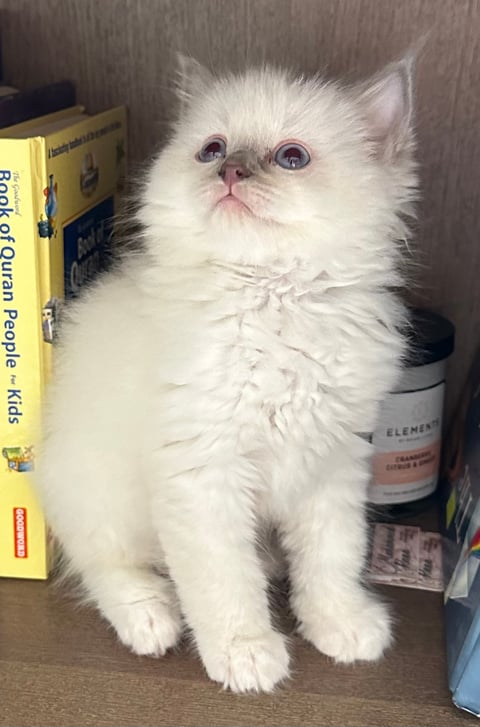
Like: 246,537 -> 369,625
368,381 -> 445,504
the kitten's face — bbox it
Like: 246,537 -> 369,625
179,72 -> 348,228
144,60 -> 415,264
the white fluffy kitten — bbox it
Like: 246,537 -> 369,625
36,56 -> 416,692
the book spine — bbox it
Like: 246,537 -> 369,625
0,138 -> 49,579
30,137 -> 54,382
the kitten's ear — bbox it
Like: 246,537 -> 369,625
175,54 -> 214,115
356,57 -> 414,158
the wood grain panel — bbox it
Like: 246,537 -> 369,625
1,0 -> 479,415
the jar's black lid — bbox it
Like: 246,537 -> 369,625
407,308 -> 455,367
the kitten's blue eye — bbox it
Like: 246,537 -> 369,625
274,142 -> 310,170
197,137 -> 227,163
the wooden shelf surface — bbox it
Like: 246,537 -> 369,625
0,573 -> 477,727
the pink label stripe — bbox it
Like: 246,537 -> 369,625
373,441 -> 441,485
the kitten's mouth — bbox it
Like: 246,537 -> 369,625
216,193 -> 252,215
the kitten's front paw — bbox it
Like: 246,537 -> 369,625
106,597 -> 182,657
202,630 -> 290,692
301,593 -> 392,664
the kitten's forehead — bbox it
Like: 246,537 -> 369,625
188,68 -> 344,149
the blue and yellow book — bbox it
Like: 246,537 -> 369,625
0,105 -> 127,578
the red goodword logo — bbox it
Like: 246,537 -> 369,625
13,507 -> 28,558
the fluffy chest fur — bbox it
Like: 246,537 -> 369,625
149,260 -> 403,471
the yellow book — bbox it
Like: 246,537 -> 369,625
0,105 -> 127,578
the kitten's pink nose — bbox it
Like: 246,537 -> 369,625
219,162 -> 252,189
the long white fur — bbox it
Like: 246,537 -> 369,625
35,58 -> 417,692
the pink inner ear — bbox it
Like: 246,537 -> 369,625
371,74 -> 405,136
361,65 -> 411,147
